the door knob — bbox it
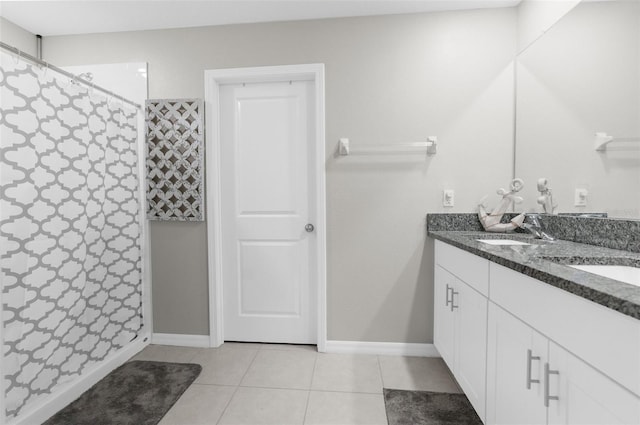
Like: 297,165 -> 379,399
305,223 -> 315,233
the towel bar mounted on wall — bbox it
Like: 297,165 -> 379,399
338,136 -> 437,156
594,132 -> 640,151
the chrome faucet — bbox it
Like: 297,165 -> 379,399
522,213 -> 555,241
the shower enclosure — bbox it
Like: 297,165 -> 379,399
0,46 -> 150,424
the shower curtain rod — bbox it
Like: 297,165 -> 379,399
0,41 -> 142,109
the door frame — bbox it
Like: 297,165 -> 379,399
204,64 -> 326,351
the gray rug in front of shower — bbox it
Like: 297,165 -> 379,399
43,361 -> 201,425
384,389 -> 482,425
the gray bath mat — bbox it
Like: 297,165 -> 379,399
384,388 -> 482,425
44,361 -> 201,425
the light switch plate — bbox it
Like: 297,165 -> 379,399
443,189 -> 455,207
574,188 -> 588,207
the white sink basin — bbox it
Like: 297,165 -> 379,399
477,239 -> 531,246
570,265 -> 640,287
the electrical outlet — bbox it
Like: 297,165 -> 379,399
443,189 -> 455,207
574,188 -> 588,207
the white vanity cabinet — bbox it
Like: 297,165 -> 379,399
486,303 -> 640,425
487,262 -> 640,425
434,241 -> 489,421
434,240 -> 640,425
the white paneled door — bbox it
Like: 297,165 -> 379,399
219,80 -> 317,344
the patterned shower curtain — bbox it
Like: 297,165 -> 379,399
0,51 -> 142,418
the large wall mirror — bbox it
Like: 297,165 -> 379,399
514,0 -> 640,219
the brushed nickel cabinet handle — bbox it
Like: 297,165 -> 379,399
526,349 -> 540,389
544,362 -> 560,407
450,289 -> 459,311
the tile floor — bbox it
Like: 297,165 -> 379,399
130,343 -> 462,425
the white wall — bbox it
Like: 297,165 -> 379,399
34,9 -> 516,343
516,0 -> 580,53
515,0 -> 640,218
0,17 -> 36,55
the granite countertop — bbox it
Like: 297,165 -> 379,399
428,230 -> 640,321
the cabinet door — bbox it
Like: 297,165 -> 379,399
491,262 -> 640,397
434,265 -> 455,369
486,303 -> 547,425
456,281 -> 488,421
547,342 -> 640,425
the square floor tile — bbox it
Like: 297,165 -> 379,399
378,356 -> 462,393
192,347 -> 258,386
218,387 -> 308,425
304,391 -> 387,425
130,344 -> 200,363
241,350 -> 317,389
158,384 -> 235,425
311,354 -> 382,393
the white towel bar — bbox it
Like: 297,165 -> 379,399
595,132 -> 640,151
338,137 -> 437,156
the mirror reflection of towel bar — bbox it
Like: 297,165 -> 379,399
338,137 -> 437,156
595,132 -> 640,151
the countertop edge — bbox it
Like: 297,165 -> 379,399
428,231 -> 640,321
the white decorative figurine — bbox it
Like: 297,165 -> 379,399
536,177 -> 557,214
478,178 -> 526,232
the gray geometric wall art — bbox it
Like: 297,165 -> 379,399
145,99 -> 205,221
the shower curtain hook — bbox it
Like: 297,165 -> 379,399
38,61 -> 49,78
13,49 -> 21,64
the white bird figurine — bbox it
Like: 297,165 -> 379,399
478,178 -> 526,232
536,177 -> 557,214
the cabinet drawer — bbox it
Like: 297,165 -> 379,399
490,262 -> 640,397
435,240 -> 489,296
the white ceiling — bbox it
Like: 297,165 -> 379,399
0,0 -> 521,37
